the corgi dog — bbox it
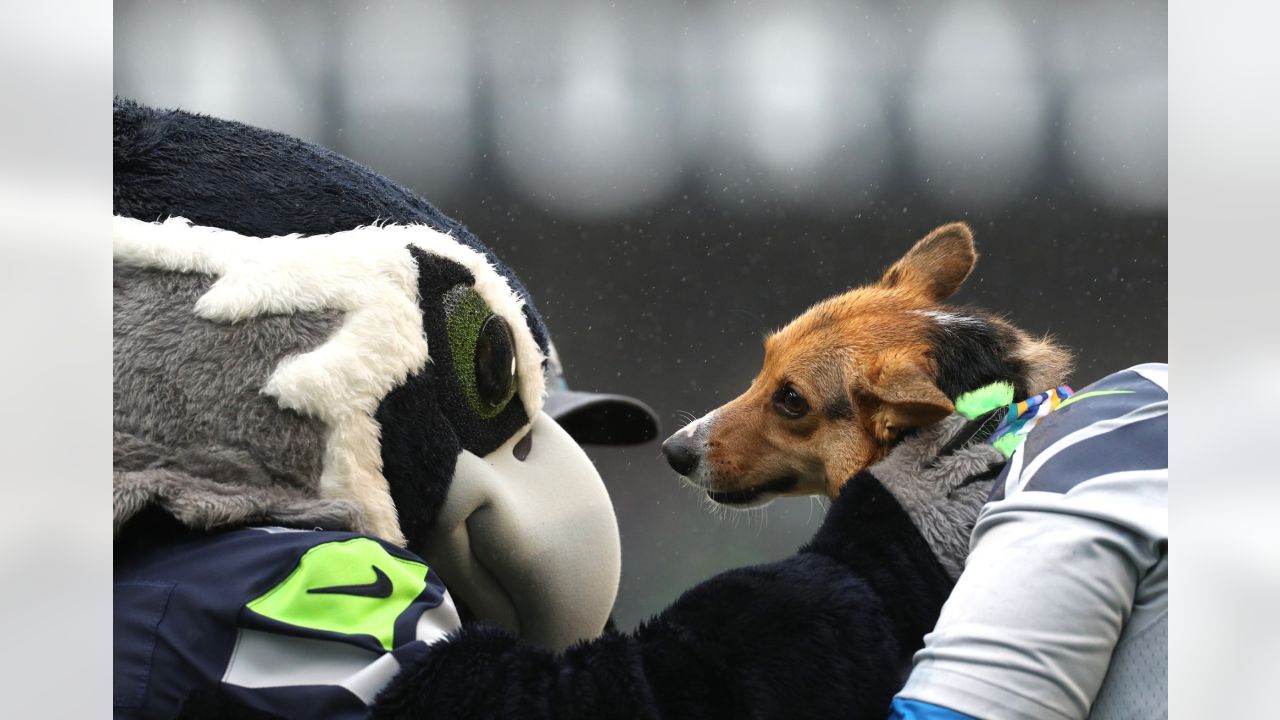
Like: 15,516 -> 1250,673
661,222 -> 1072,506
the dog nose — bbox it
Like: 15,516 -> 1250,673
662,433 -> 700,476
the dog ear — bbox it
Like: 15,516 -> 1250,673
879,222 -> 976,301
866,353 -> 954,443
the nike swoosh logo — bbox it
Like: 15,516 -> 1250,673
307,565 -> 393,599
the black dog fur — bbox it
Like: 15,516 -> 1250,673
925,306 -> 1036,401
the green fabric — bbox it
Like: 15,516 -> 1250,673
955,382 -> 1015,420
993,432 -> 1024,458
443,285 -> 516,419
1057,389 -> 1133,410
245,537 -> 429,651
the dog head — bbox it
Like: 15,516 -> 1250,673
662,222 -> 1071,506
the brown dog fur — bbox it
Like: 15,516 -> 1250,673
665,223 -> 1072,504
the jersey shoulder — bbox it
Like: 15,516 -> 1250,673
991,363 -> 1167,502
115,527 -> 458,719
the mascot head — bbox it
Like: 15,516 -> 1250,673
112,98 -> 656,651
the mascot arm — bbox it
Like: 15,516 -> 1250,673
372,474 -> 956,720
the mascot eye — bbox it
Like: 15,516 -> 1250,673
475,315 -> 516,408
445,286 -> 519,418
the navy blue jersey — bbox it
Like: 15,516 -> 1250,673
115,527 -> 459,719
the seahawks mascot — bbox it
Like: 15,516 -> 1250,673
113,98 -> 1004,719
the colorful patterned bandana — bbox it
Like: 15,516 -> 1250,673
988,385 -> 1074,457
953,381 -> 1075,458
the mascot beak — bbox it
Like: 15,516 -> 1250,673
419,411 -> 622,651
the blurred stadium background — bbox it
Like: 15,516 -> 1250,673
115,0 -> 1167,630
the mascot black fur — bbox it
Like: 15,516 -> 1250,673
113,98 -> 1002,719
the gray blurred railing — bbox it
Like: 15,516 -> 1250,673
115,0 -> 1167,219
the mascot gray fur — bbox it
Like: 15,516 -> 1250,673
113,98 -> 1002,720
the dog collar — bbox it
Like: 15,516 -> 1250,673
954,382 -> 1075,458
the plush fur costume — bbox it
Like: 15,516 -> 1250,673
112,99 -> 1000,719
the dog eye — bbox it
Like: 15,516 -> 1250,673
773,384 -> 810,418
